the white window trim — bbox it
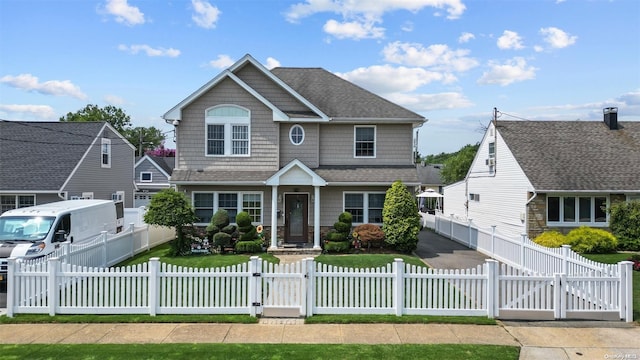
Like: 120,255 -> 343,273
343,191 -> 385,225
0,194 -> 35,211
140,172 -> 153,182
547,194 -> 609,227
289,124 -> 305,145
353,125 -> 376,158
192,191 -> 263,225
205,105 -> 251,157
101,138 -> 111,168
111,191 -> 124,201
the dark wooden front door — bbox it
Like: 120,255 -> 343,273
285,194 -> 308,243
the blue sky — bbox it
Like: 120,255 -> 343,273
1,0 -> 639,156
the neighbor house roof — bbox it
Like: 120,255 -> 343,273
416,163 -> 443,186
271,67 -> 425,123
496,120 -> 640,192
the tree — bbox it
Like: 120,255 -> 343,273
143,189 -> 198,256
60,104 -> 132,133
608,200 -> 640,251
122,126 -> 165,157
440,143 -> 479,184
382,180 -> 421,253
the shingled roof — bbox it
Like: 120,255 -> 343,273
496,120 -> 640,191
0,121 -> 107,191
270,67 -> 424,122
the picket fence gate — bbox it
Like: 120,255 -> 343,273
6,256 -> 633,321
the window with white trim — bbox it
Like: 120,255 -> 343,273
140,172 -> 152,182
354,126 -> 376,158
101,138 -> 111,168
193,192 -> 263,224
205,105 -> 250,156
547,195 -> 608,225
344,192 -> 385,224
111,191 -> 124,202
0,195 -> 35,213
289,125 -> 305,145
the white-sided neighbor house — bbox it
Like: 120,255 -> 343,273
443,108 -> 640,239
134,155 -> 175,208
0,121 -> 136,212
162,54 -> 425,250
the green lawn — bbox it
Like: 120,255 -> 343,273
0,343 -> 519,360
581,252 -> 640,323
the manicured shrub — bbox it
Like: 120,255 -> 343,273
608,200 -> 640,251
236,211 -> 252,229
353,224 -> 385,248
206,209 -> 230,239
325,230 -> 347,242
533,231 -> 566,248
213,232 -> 232,247
333,221 -> 351,233
338,212 -> 353,224
382,180 -> 420,253
323,211 -> 352,252
323,240 -> 351,253
235,239 -> 263,253
565,226 -> 618,253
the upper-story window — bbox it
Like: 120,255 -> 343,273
205,105 -> 250,156
140,172 -> 152,182
289,125 -> 305,145
101,138 -> 111,168
354,125 -> 376,158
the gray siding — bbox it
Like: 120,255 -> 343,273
279,123 -> 319,168
177,78 -> 280,172
319,123 -> 414,166
64,127 -> 135,207
136,159 -> 169,185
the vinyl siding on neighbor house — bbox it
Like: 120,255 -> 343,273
135,158 -> 170,185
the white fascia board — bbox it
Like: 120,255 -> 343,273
135,155 -> 171,179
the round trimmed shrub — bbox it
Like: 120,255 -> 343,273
338,212 -> 353,225
235,239 -> 262,253
326,230 -> 347,242
324,240 -> 350,253
565,226 -> 618,253
213,232 -> 232,247
236,211 -> 252,228
334,221 -> 351,233
533,231 -> 566,248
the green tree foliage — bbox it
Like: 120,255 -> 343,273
143,189 -> 197,256
440,144 -> 479,184
122,126 -> 165,157
608,200 -> 640,251
60,104 -> 132,133
382,180 -> 421,253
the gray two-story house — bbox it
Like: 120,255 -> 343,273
0,121 -> 135,212
162,54 -> 425,250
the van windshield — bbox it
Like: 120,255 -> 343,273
0,216 -> 56,242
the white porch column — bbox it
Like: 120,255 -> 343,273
270,185 -> 278,249
313,185 -> 321,249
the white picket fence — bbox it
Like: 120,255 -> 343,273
6,256 -> 634,321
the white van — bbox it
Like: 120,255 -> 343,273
0,200 -> 122,274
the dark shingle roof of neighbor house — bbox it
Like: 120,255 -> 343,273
0,121 -> 106,191
496,120 -> 640,191
416,163 -> 443,186
271,67 -> 425,122
147,155 -> 175,175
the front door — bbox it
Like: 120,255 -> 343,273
285,194 -> 308,243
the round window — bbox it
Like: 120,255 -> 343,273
289,125 -> 305,145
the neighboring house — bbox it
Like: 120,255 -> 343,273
162,54 -> 425,249
416,162 -> 443,193
0,121 -> 136,212
134,155 -> 175,207
443,108 -> 640,239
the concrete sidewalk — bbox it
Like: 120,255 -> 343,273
0,320 -> 638,359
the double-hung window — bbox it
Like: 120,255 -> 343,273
1,195 -> 35,213
205,105 -> 250,156
344,192 -> 385,224
193,192 -> 263,225
354,126 -> 376,158
101,138 -> 111,168
547,195 -> 608,226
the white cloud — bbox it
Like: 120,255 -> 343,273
401,21 -> 414,32
208,54 -> 235,69
0,104 -> 56,119
477,57 -> 537,86
323,19 -> 384,39
265,57 -> 281,70
337,64 -> 444,94
104,94 -> 126,105
497,30 -> 524,50
386,92 -> 474,112
383,41 -> 479,73
191,0 -> 221,29
458,32 -> 475,43
103,0 -> 145,26
118,44 -> 180,57
0,74 -> 88,100
539,27 -> 577,49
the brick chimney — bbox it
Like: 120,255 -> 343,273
603,107 -> 618,130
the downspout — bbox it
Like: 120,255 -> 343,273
524,190 -> 538,237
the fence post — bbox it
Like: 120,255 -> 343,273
393,258 -> 404,316
467,218 -> 473,247
553,273 -> 566,319
148,257 -> 159,316
248,256 -> 261,317
129,223 -> 135,259
561,245 -> 571,274
6,258 -> 16,317
619,261 -> 633,322
485,259 -> 499,319
488,225 -> 496,257
61,242 -> 71,264
520,234 -> 527,269
449,214 -> 454,240
101,231 -> 108,268
48,257 -> 60,316
305,257 -> 315,317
